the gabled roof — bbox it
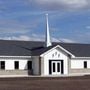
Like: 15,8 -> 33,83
0,40 -> 90,57
59,43 -> 90,57
0,40 -> 43,56
32,45 -> 75,57
32,42 -> 90,57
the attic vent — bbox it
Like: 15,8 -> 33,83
58,54 -> 60,57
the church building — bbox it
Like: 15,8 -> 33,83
0,14 -> 90,76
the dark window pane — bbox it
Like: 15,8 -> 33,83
84,61 -> 87,68
28,61 -> 32,70
57,63 -> 60,72
15,61 -> 19,69
53,63 -> 55,72
1,61 -> 5,69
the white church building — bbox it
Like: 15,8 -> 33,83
0,14 -> 90,76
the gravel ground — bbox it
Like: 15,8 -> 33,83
0,76 -> 90,90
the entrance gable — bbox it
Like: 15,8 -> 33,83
40,45 -> 75,58
40,46 -> 69,75
43,47 -> 68,61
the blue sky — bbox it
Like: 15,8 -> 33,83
0,0 -> 90,43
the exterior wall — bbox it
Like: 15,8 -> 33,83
0,57 -> 32,75
41,47 -> 69,76
5,60 -> 28,70
41,57 -> 44,75
0,70 -> 29,76
32,56 -> 40,75
70,58 -> 90,75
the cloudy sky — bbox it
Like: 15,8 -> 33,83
0,0 -> 90,43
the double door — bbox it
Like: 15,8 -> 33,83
51,61 -> 61,75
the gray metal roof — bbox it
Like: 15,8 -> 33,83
0,40 -> 43,56
60,43 -> 90,57
0,40 -> 90,57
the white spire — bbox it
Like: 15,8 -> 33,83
45,14 -> 52,47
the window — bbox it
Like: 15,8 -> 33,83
0,61 -> 5,70
84,61 -> 87,68
57,63 -> 60,72
14,61 -> 19,69
27,61 -> 32,70
53,63 -> 55,72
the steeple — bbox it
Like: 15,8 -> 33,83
45,14 -> 52,47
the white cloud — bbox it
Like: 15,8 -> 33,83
0,33 -> 60,43
60,38 -> 76,43
0,28 -> 29,34
52,37 -> 60,42
0,33 -> 77,44
10,36 -> 31,41
0,34 -> 44,41
0,35 -> 31,41
86,26 -> 90,29
34,0 -> 89,10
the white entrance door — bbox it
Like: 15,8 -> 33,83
51,61 -> 61,75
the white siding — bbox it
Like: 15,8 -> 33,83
41,47 -> 69,75
0,58 -> 32,70
19,60 -> 27,70
71,60 -> 83,69
71,59 -> 90,69
5,60 -> 14,70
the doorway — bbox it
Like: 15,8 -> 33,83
49,60 -> 63,75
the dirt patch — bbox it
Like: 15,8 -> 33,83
0,76 -> 90,90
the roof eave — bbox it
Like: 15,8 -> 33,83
72,57 -> 90,59
0,56 -> 31,58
